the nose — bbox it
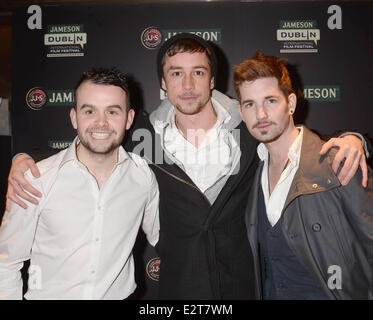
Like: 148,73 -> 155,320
182,73 -> 194,91
96,111 -> 109,127
256,105 -> 268,120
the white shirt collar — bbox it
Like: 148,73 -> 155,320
59,136 -> 129,169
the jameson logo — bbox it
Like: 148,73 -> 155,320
26,88 -> 75,110
303,86 -> 340,101
48,140 -> 72,150
44,24 -> 87,58
277,20 -> 320,53
45,90 -> 75,106
162,29 -> 222,44
280,21 -> 317,29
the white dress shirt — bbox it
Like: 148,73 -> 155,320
257,127 -> 303,226
0,137 -> 159,300
163,97 -> 240,192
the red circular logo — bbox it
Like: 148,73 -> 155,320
26,87 -> 47,110
146,257 -> 161,281
141,27 -> 162,49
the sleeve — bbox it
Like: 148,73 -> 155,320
0,178 -> 43,300
339,166 -> 373,290
12,148 -> 59,163
337,131 -> 371,159
319,129 -> 371,159
141,170 -> 160,247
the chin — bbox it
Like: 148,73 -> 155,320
175,101 -> 206,115
259,133 -> 282,144
83,140 -> 120,155
250,131 -> 280,144
90,146 -> 118,155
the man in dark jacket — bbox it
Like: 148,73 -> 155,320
6,35 -> 370,300
234,52 -> 373,299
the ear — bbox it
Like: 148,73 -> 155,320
288,93 -> 297,114
125,109 -> 135,130
70,108 -> 77,130
210,76 -> 215,90
161,78 -> 167,92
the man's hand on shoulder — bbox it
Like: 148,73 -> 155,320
6,154 -> 42,211
319,135 -> 367,187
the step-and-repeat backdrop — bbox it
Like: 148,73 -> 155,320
11,1 -> 373,298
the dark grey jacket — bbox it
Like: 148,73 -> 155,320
245,126 -> 373,300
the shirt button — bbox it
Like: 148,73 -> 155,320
95,237 -> 100,242
91,270 -> 95,274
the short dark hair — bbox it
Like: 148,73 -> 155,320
156,33 -> 217,87
233,51 -> 294,102
75,67 -> 131,110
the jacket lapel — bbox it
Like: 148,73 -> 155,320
283,127 -> 340,210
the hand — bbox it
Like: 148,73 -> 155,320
5,155 -> 42,211
319,135 -> 368,187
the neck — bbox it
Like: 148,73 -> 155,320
76,143 -> 118,188
266,122 -> 299,166
174,99 -> 217,147
175,99 -> 217,133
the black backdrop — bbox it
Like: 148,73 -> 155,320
8,1 -> 373,299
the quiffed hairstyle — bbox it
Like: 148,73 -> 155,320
233,52 -> 294,101
156,33 -> 217,87
75,67 -> 131,110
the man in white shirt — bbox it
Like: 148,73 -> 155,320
0,68 -> 159,299
234,52 -> 373,299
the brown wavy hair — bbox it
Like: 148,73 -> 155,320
233,52 -> 294,102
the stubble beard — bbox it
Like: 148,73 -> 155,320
78,130 -> 124,156
174,93 -> 211,116
252,115 -> 291,144
174,101 -> 205,116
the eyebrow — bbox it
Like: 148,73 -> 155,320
80,104 -> 94,110
241,99 -> 253,105
167,65 -> 209,71
241,95 -> 279,104
79,104 -> 124,110
265,95 -> 278,99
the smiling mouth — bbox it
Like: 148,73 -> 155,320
90,132 -> 111,139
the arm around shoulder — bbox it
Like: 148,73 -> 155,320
0,178 -> 43,299
141,170 -> 160,247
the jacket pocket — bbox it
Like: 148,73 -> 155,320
327,212 -> 353,265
